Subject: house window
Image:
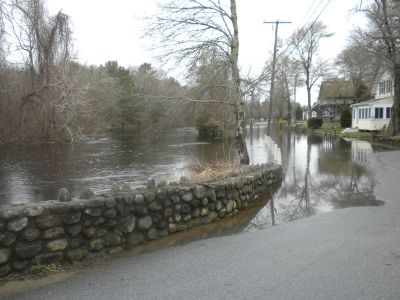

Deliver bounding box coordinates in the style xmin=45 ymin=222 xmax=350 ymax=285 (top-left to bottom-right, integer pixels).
xmin=375 ymin=107 xmax=384 ymax=119
xmin=379 ymin=80 xmax=393 ymax=95
xmin=386 ymin=80 xmax=393 ymax=94
xmin=358 ymin=108 xmax=370 ymax=119
xmin=386 ymin=107 xmax=392 ymax=119
xmin=379 ymin=82 xmax=385 ymax=94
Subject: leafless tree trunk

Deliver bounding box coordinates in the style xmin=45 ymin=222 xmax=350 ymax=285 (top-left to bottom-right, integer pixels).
xmin=0 ymin=0 xmax=88 ymax=143
xmin=291 ymin=21 xmax=332 ymax=118
xmin=147 ymin=0 xmax=249 ymax=164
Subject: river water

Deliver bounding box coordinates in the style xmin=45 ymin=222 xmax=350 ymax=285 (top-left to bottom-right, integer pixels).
xmin=0 ymin=124 xmax=382 ymax=229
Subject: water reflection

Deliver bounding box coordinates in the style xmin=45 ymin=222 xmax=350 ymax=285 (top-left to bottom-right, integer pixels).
xmin=246 ymin=129 xmax=380 ymax=232
xmin=0 ymin=123 xmax=381 ymax=232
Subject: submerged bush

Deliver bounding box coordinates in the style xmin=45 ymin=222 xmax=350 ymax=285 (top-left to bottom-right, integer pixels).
xmin=307 ymin=117 xmax=323 ymax=129
xmin=340 ymin=107 xmax=352 ymax=128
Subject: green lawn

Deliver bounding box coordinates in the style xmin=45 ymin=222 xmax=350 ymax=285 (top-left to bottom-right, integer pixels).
xmin=314 ymin=122 xmax=372 ymax=141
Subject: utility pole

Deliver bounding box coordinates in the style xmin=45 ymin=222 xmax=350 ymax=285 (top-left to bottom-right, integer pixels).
xmin=264 ymin=20 xmax=291 ymax=136
xmin=293 ymin=74 xmax=298 ymax=123
xmin=250 ymin=88 xmax=254 ymax=129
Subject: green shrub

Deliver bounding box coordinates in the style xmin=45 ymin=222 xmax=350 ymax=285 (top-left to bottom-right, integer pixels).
xmin=307 ymin=117 xmax=323 ymax=129
xmin=340 ymin=107 xmax=352 ymax=128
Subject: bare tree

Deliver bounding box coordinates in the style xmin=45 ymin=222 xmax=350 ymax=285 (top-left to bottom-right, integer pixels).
xmin=0 ymin=0 xmax=90 ymax=143
xmin=147 ymin=0 xmax=249 ymax=164
xmin=335 ymin=32 xmax=381 ymax=102
xmin=335 ymin=34 xmax=380 ymax=85
xmin=359 ymin=0 xmax=400 ymax=135
xmin=275 ymin=55 xmax=302 ymax=125
xmin=291 ymin=21 xmax=333 ymax=118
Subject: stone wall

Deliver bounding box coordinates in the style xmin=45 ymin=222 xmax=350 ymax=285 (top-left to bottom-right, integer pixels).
xmin=0 ymin=164 xmax=282 ymax=277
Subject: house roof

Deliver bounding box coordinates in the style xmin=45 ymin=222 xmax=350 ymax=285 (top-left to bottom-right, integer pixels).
xmin=351 ymin=96 xmax=393 ymax=107
xmin=318 ymin=81 xmax=355 ymax=100
xmin=318 ymin=80 xmax=374 ymax=99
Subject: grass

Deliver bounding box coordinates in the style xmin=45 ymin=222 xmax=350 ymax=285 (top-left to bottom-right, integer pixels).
xmin=185 ymin=158 xmax=261 ymax=184
xmin=31 ymin=263 xmax=61 ymax=273
xmin=313 ymin=121 xmax=372 ymax=141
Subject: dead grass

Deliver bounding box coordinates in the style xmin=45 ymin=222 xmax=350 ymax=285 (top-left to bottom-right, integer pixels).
xmin=185 ymin=157 xmax=259 ymax=183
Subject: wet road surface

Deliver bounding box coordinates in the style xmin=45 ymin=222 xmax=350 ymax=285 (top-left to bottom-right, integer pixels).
xmin=2 ymin=149 xmax=400 ymax=299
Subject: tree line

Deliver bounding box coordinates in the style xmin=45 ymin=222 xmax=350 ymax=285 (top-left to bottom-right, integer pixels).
xmin=1 ymin=0 xmax=399 ymax=164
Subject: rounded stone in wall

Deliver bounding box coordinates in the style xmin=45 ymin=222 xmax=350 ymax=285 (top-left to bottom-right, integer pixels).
xmin=43 ymin=227 xmax=65 ymax=239
xmin=168 ymin=223 xmax=177 ymax=233
xmin=127 ymin=232 xmax=144 ymax=246
xmin=144 ymin=191 xmax=156 ymax=202
xmin=103 ymin=209 xmax=117 ymax=219
xmin=134 ymin=194 xmax=145 ymax=205
xmin=0 ymin=232 xmax=16 ymax=247
xmin=0 ymin=249 xmax=10 ymax=264
xmin=148 ymin=201 xmax=162 ymax=211
xmin=15 ymin=242 xmax=42 ymax=259
xmin=7 ymin=217 xmax=28 ymax=232
xmin=62 ymin=212 xmax=81 ymax=225
xmin=22 ymin=228 xmax=40 ymax=242
xmin=67 ymin=224 xmax=82 ymax=237
xmin=90 ymin=239 xmax=105 ymax=252
xmin=182 ymin=193 xmax=193 ymax=202
xmin=147 ymin=228 xmax=158 ymax=240
xmin=84 ymin=208 xmax=102 ymax=217
xmin=24 ymin=206 xmax=44 ymax=217
xmin=119 ymin=215 xmax=136 ymax=233
xmin=104 ymin=233 xmax=121 ymax=247
xmin=69 ymin=237 xmax=84 ymax=249
xmin=67 ymin=249 xmax=89 ymax=261
xmin=207 ymin=189 xmax=217 ymax=202
xmin=137 ymin=216 xmax=152 ymax=230
xmin=0 ymin=264 xmax=11 ymax=277
xmin=134 ymin=206 xmax=148 ymax=216
xmin=192 ymin=208 xmax=200 ymax=218
xmin=47 ymin=239 xmax=68 ymax=251
xmin=59 ymin=188 xmax=71 ymax=202
xmin=193 ymin=185 xmax=206 ymax=199
xmin=200 ymin=208 xmax=209 ymax=217
xmin=83 ymin=227 xmax=96 ymax=238
xmin=36 ymin=214 xmax=62 ymax=229
xmin=13 ymin=260 xmax=28 ymax=271
xmin=164 ymin=207 xmax=173 ymax=218
xmin=170 ymin=195 xmax=180 ymax=204
xmin=182 ymin=214 xmax=191 ymax=222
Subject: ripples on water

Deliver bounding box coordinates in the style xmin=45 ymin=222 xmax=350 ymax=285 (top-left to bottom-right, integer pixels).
xmin=0 ymin=124 xmax=382 ymax=232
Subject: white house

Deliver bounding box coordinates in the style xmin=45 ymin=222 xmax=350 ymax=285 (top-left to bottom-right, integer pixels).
xmin=351 ymin=71 xmax=394 ymax=131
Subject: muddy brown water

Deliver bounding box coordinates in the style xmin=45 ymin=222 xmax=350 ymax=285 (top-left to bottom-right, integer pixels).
xmin=0 ymin=124 xmax=382 ymax=230
xmin=0 ymin=124 xmax=386 ymax=295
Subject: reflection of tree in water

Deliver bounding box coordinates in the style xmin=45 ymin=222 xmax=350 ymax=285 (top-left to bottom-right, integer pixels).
xmin=321 ymin=163 xmax=378 ymax=208
xmin=287 ymin=138 xmax=315 ymax=220
xmin=247 ymin=132 xmax=381 ymax=231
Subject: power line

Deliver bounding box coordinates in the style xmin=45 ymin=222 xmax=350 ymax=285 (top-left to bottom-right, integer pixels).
xmin=260 ymin=0 xmax=332 ymax=80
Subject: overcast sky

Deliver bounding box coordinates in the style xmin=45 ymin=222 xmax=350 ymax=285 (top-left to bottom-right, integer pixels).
xmin=47 ymin=0 xmax=366 ymax=105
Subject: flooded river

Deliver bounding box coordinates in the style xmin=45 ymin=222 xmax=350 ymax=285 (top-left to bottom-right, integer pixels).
xmin=0 ymin=124 xmax=382 ymax=230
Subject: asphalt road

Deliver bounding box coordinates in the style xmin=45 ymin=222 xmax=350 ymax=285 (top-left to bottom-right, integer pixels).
xmin=2 ymin=150 xmax=400 ymax=300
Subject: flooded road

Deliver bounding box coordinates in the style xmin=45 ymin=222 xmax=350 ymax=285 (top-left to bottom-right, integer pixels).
xmin=0 ymin=125 xmax=382 ymax=228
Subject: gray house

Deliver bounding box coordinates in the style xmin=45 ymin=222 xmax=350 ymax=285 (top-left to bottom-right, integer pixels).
xmin=312 ymin=81 xmax=357 ymax=120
